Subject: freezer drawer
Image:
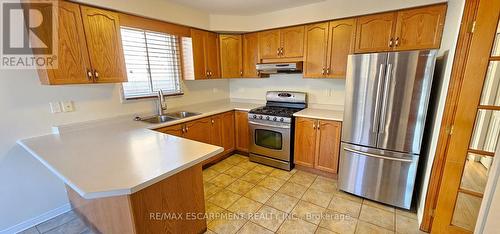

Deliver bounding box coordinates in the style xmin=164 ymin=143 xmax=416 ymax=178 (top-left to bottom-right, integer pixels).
xmin=338 ymin=143 xmax=419 ymax=209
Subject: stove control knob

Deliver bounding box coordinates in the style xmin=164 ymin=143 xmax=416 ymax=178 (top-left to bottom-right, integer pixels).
xmin=280 ymin=118 xmax=284 ymax=122
xmin=266 ymin=116 xmax=270 ymax=120
xmin=259 ymin=116 xmax=263 ymax=119
xmin=273 ymin=117 xmax=277 ymax=121
xmin=253 ymin=115 xmax=257 ymax=119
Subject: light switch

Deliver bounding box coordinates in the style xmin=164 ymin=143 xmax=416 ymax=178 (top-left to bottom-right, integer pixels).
xmin=49 ymin=102 xmax=62 ymax=113
xmin=61 ymin=101 xmax=74 ymax=112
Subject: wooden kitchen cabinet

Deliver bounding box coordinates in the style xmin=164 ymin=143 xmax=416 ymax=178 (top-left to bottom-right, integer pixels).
xmin=210 ymin=115 xmax=223 ymax=147
xmin=221 ymin=111 xmax=236 ymax=154
xmin=258 ymin=26 xmax=304 ymax=61
xmin=156 ymin=124 xmax=184 ymax=137
xmin=33 ymin=2 xmax=126 ymax=85
xmin=294 ymin=117 xmax=341 ymax=174
xmin=190 ymin=29 xmax=221 ymax=79
xmin=393 ymin=4 xmax=446 ymax=51
xmin=80 ymin=6 xmax=127 ymax=83
xmin=354 ymin=4 xmax=446 ymax=53
xmin=183 ymin=117 xmax=212 ymax=143
xmin=242 ymin=33 xmax=260 ymax=78
xmin=355 ymin=12 xmax=396 ymax=53
xmin=219 ymin=35 xmax=242 ymax=78
xmin=303 ymin=19 xmax=355 ymax=78
xmin=235 ymin=111 xmax=250 ymax=152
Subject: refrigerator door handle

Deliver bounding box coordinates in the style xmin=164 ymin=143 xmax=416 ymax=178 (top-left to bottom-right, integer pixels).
xmin=372 ymin=64 xmax=386 ymax=133
xmin=343 ymin=147 xmax=413 ymax=163
xmin=379 ymin=63 xmax=392 ymax=134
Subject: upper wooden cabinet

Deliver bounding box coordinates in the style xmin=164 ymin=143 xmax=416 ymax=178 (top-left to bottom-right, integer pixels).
xmin=80 ymin=6 xmax=127 ymax=83
xmin=294 ymin=117 xmax=341 ymax=174
xmin=355 ymin=12 xmax=396 ymax=53
xmin=355 ymin=4 xmax=446 ymax=53
xmin=259 ymin=26 xmax=304 ymax=61
xmin=242 ymin=33 xmax=260 ymax=78
xmin=303 ymin=19 xmax=355 ymax=78
xmin=34 ymin=2 xmax=126 ymax=85
xmin=393 ymin=4 xmax=447 ymax=51
xmin=219 ymin=35 xmax=242 ymax=78
xmin=190 ymin=29 xmax=221 ymax=79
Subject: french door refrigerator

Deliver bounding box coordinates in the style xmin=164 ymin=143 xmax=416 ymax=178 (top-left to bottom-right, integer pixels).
xmin=338 ymin=50 xmax=437 ymax=209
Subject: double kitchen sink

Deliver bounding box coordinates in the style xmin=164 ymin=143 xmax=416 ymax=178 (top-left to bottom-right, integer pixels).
xmin=137 ymin=111 xmax=201 ymax=124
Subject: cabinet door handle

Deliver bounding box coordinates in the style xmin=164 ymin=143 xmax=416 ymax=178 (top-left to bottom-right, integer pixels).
xmin=211 ymin=119 xmax=215 ymax=124
xmin=87 ymin=69 xmax=93 ymax=81
xmin=277 ymin=48 xmax=280 ymax=56
xmin=185 ymin=127 xmax=189 ymax=132
xmin=395 ymin=37 xmax=400 ymax=47
xmin=93 ymin=70 xmax=99 ymax=80
xmin=313 ymin=122 xmax=316 ymax=129
xmin=388 ymin=38 xmax=394 ymax=48
xmin=240 ymin=70 xmax=243 ymax=76
xmin=321 ymin=68 xmax=325 ymax=75
xmin=280 ymin=47 xmax=284 ymax=56
xmin=181 ymin=126 xmax=185 ymax=133
xmin=326 ymin=68 xmax=330 ymax=75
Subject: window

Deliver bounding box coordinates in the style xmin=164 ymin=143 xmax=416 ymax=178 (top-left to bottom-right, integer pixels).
xmin=120 ymin=27 xmax=182 ymax=99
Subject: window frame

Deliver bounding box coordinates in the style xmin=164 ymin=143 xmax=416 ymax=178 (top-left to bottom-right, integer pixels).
xmin=119 ymin=26 xmax=184 ymax=100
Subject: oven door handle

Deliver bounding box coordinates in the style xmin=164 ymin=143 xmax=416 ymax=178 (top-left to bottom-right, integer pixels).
xmin=249 ymin=121 xmax=291 ymax=129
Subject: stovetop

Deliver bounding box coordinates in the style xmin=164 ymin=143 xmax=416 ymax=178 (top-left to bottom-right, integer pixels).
xmin=249 ymin=106 xmax=304 ymax=117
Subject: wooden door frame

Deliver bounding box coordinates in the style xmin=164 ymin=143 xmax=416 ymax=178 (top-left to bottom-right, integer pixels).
xmin=420 ymin=0 xmax=500 ymax=232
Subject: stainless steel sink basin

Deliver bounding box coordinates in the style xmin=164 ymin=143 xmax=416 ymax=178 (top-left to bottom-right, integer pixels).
xmin=165 ymin=111 xmax=201 ymax=119
xmin=140 ymin=115 xmax=178 ymax=124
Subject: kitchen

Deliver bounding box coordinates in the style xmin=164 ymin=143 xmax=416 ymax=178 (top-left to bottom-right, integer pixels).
xmin=1 ymin=0 xmax=499 ymax=234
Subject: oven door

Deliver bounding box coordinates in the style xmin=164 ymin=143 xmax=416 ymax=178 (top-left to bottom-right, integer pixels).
xmin=249 ymin=120 xmax=291 ymax=161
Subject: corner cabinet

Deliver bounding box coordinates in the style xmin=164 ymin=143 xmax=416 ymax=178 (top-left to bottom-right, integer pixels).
xmin=354 ymin=4 xmax=446 ymax=53
xmin=34 ymin=2 xmax=126 ymax=85
xmin=294 ymin=117 xmax=341 ymax=174
xmin=219 ymin=35 xmax=242 ymax=78
xmin=190 ymin=29 xmax=221 ymax=79
xmin=303 ymin=19 xmax=355 ymax=78
xmin=259 ymin=26 xmax=304 ymax=61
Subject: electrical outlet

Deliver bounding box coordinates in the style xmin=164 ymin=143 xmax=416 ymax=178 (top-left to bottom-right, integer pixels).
xmin=49 ymin=102 xmax=62 ymax=113
xmin=61 ymin=101 xmax=74 ymax=112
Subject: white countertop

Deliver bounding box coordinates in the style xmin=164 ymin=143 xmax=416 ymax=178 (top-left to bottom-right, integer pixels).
xmin=18 ymin=101 xmax=260 ymax=199
xmin=294 ymin=108 xmax=344 ymax=121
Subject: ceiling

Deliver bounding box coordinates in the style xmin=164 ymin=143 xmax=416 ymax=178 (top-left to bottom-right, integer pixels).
xmin=168 ymin=0 xmax=326 ymax=15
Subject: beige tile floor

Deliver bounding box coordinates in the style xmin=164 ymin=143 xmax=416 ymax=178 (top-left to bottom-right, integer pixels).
xmin=204 ymin=154 xmax=425 ymax=234
xmin=18 ymin=154 xmax=424 ymax=234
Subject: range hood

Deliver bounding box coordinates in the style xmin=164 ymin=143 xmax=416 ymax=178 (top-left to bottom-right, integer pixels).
xmin=256 ymin=62 xmax=303 ymax=74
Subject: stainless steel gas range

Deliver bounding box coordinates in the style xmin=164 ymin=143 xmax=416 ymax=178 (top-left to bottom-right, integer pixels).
xmin=248 ymin=91 xmax=307 ymax=171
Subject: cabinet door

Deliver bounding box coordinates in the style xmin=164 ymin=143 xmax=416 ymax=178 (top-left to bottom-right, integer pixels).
xmin=219 ymin=35 xmax=242 ymax=78
xmin=210 ymin=115 xmax=223 ymax=147
xmin=221 ymin=112 xmax=236 ymax=154
xmin=242 ymin=33 xmax=260 ymax=78
xmin=294 ymin=118 xmax=317 ymax=168
xmin=326 ymin=19 xmax=355 ymax=78
xmin=355 ymin=12 xmax=396 ymax=53
xmin=235 ymin=111 xmax=249 ymax=152
xmin=315 ymin=120 xmax=341 ymax=173
xmin=303 ymin=22 xmax=329 ymax=78
xmin=393 ymin=4 xmax=446 ymax=51
xmin=205 ymin=32 xmax=220 ymax=78
xmin=184 ymin=118 xmax=212 ymax=144
xmin=280 ymin=26 xmax=305 ymax=58
xmin=190 ymin=29 xmax=207 ymax=79
xmin=32 ymin=1 xmax=91 ymax=85
xmin=259 ymin=29 xmax=281 ymax=59
xmin=80 ymin=6 xmax=126 ymax=83
xmin=156 ymin=124 xmax=184 ymax=137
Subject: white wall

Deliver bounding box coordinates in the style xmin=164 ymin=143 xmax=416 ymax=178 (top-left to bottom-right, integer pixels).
xmin=416 ymin=0 xmax=466 ymax=225
xmin=209 ymin=0 xmax=446 ymax=31
xmin=230 ymin=74 xmax=345 ymax=110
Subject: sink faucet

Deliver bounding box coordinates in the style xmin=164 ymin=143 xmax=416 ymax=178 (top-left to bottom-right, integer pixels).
xmin=157 ymin=90 xmax=167 ymax=115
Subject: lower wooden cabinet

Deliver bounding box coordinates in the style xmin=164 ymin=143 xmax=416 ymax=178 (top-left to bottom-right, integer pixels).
xmin=221 ymin=112 xmax=236 ymax=154
xmin=235 ymin=111 xmax=250 ymax=152
xmin=184 ymin=117 xmax=212 ymax=143
xmin=294 ymin=117 xmax=341 ymax=174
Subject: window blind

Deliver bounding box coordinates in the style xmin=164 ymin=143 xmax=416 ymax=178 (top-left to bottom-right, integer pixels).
xmin=120 ymin=27 xmax=182 ymax=99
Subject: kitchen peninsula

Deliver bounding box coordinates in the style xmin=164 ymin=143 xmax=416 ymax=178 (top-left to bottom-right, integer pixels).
xmin=17 ymin=101 xmax=261 ymax=234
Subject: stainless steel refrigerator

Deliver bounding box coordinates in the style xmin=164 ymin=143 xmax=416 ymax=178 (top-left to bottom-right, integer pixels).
xmin=338 ymin=50 xmax=437 ymax=209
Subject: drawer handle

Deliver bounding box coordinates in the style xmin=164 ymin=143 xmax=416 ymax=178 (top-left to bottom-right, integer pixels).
xmin=343 ymin=147 xmax=413 ymax=163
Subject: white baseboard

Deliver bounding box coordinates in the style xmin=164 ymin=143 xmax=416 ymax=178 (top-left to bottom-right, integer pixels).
xmin=0 ymin=203 xmax=71 ymax=234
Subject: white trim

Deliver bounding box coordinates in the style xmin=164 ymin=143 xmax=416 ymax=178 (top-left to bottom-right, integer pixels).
xmin=0 ymin=203 xmax=71 ymax=234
